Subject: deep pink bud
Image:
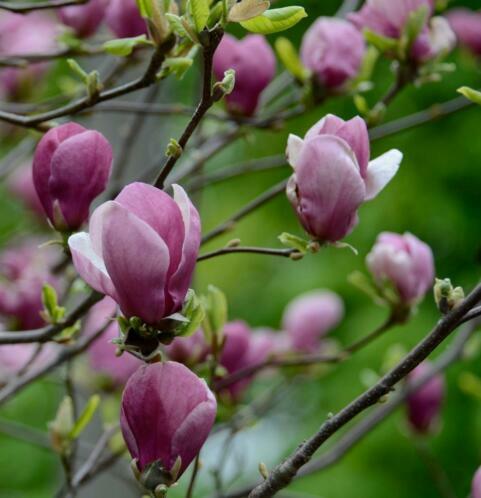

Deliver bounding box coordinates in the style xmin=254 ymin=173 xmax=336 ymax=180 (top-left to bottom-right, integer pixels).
xmin=0 ymin=12 xmax=59 ymax=98
xmin=348 ymin=0 xmax=454 ymax=62
xmin=301 ymin=17 xmax=365 ymax=88
xmin=69 ymin=182 xmax=201 ymax=326
xmin=219 ymin=321 xmax=277 ymax=398
xmin=282 ymin=290 xmax=344 ymax=353
xmin=85 ymin=297 xmax=141 ymax=386
xmin=447 ymin=9 xmax=481 ymax=56
xmin=105 ymin=0 xmax=147 ymax=38
xmin=472 ymin=467 xmax=481 ymax=498
xmin=213 ymin=34 xmax=276 ymax=116
xmin=406 ymin=362 xmax=444 ymax=434
xmin=0 ymin=240 xmax=60 ymax=329
xmin=58 ymin=0 xmax=107 ymax=38
xmin=7 ymin=162 xmax=45 ymax=220
xmin=33 ymin=123 xmax=113 ymax=231
xmin=165 ymin=329 xmax=209 ymax=365
xmin=286 ymin=114 xmax=402 ymax=242
xmin=367 ymin=232 xmax=434 ymax=305
xmin=120 ymin=362 xmax=216 ymax=481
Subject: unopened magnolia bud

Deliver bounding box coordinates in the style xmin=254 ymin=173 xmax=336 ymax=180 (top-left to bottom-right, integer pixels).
xmin=434 ymin=278 xmax=464 ymax=314
xmin=166 ymin=138 xmax=182 ymax=158
xmin=120 ymin=362 xmax=216 ymax=487
xmin=33 ymin=123 xmax=113 ymax=231
xmin=258 ymin=462 xmax=269 ymax=479
xmin=58 ymin=0 xmax=107 ymax=38
xmin=447 ymin=9 xmax=481 ymax=56
xmin=301 ymin=17 xmax=365 ymax=89
xmin=213 ymin=34 xmax=275 ymax=116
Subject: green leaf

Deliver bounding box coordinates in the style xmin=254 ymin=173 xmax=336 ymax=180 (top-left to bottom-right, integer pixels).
xmin=202 ymin=285 xmax=228 ymax=344
xmin=166 ymin=13 xmax=190 ymax=37
xmin=348 ymin=271 xmax=385 ymax=305
xmin=458 ymin=86 xmax=481 ymax=105
xmin=240 ymin=6 xmax=307 ymax=34
xmin=67 ymin=58 xmax=88 ymax=81
xmin=278 ymin=232 xmax=309 ymax=254
xmin=163 ymin=56 xmax=193 ymax=79
xmin=228 ymin=0 xmax=270 ymax=22
xmin=399 ymin=4 xmax=429 ymax=58
xmin=41 ymin=284 xmax=65 ymax=324
xmin=69 ymin=395 xmax=100 ymax=439
xmin=275 ymin=37 xmax=309 ymax=81
xmin=103 ymin=35 xmax=152 ymax=57
xmin=190 ymin=0 xmax=210 ymax=32
xmin=363 ymin=29 xmax=398 ymax=53
xmin=176 ymin=289 xmax=205 ymax=337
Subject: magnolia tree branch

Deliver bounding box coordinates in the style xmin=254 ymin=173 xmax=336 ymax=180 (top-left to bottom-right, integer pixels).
xmin=201 ymin=179 xmax=288 ymax=244
xmin=0 ymin=291 xmax=102 ymax=345
xmin=0 ymin=40 xmax=172 ymax=129
xmin=0 ymin=0 xmax=87 ymax=13
xmin=0 ymin=316 xmax=113 ymax=406
xmin=225 ymin=319 xmax=479 ymax=498
xmin=246 ymin=284 xmax=481 ymax=498
xmin=197 ymin=246 xmax=299 ymax=262
xmin=153 ymin=28 xmax=224 ymax=189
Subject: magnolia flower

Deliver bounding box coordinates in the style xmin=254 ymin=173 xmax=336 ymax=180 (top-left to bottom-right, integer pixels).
xmin=0 ymin=12 xmax=59 ymax=98
xmin=286 ymin=114 xmax=402 ymax=242
xmin=446 ymin=8 xmax=481 ymax=56
xmin=33 ymin=123 xmax=113 ymax=231
xmin=367 ymin=232 xmax=434 ymax=305
xmin=68 ymin=182 xmax=201 ymax=327
xmin=406 ymin=362 xmax=444 ymax=434
xmin=121 ymin=362 xmax=217 ymax=484
xmin=472 ymin=467 xmax=481 ymax=498
xmin=282 ymin=290 xmax=344 ymax=353
xmin=348 ymin=0 xmax=455 ymax=62
xmin=0 ymin=240 xmax=59 ymax=329
xmin=164 ymin=329 xmax=209 ymax=366
xmin=213 ymin=34 xmax=276 ymax=116
xmin=105 ymin=0 xmax=147 ymax=38
xmin=301 ymin=17 xmax=365 ymax=88
xmin=58 ymin=0 xmax=107 ymax=38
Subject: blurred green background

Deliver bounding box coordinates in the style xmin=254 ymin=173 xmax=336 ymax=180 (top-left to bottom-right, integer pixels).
xmin=1 ymin=0 xmax=481 ymax=496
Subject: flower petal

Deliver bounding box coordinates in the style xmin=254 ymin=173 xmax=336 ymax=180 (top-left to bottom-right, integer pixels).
xmin=101 ymin=202 xmax=170 ymax=324
xmin=364 ymin=149 xmax=402 ymax=200
xmin=166 ymin=185 xmax=201 ymax=313
xmin=286 ymin=134 xmax=304 ymax=169
xmin=68 ymin=232 xmax=118 ymax=299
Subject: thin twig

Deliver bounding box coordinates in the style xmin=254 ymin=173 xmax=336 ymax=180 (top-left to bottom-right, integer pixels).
xmin=153 ymin=28 xmax=224 ymax=189
xmin=0 ymin=0 xmax=87 ymax=13
xmin=201 ymin=179 xmax=288 ymax=245
xmin=0 ymin=291 xmax=102 ymax=345
xmin=247 ymin=285 xmax=481 ymax=498
xmin=198 ymin=246 xmax=298 ymax=262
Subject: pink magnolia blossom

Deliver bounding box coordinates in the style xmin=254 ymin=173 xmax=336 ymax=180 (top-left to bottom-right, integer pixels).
xmin=406 ymin=362 xmax=444 ymax=434
xmin=348 ymin=0 xmax=455 ymax=62
xmin=85 ymin=297 xmax=141 ymax=386
xmin=68 ymin=182 xmax=201 ymax=327
xmin=58 ymin=0 xmax=107 ymax=38
xmin=213 ymin=34 xmax=276 ymax=116
xmin=472 ymin=467 xmax=481 ymax=498
xmin=105 ymin=0 xmax=147 ymax=38
xmin=301 ymin=17 xmax=365 ymax=88
xmin=286 ymin=114 xmax=402 ymax=242
xmin=121 ymin=361 xmax=217 ymax=481
xmin=367 ymin=232 xmax=434 ymax=305
xmin=282 ymin=290 xmax=344 ymax=353
xmin=164 ymin=329 xmax=209 ymax=365
xmin=447 ymin=8 xmax=481 ymax=56
xmin=33 ymin=123 xmax=113 ymax=231
xmin=0 ymin=240 xmax=59 ymax=329
xmin=0 ymin=12 xmax=59 ymax=98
